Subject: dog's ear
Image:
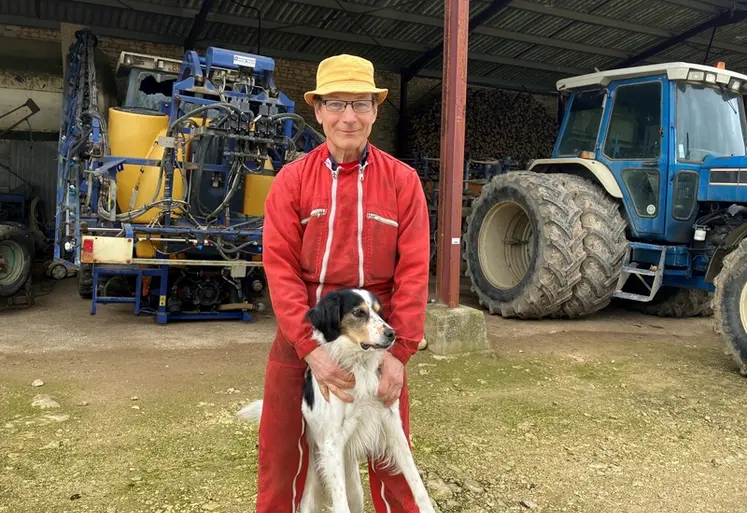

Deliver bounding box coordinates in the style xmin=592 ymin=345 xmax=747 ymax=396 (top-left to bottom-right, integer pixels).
xmin=306 ymin=292 xmax=341 ymax=342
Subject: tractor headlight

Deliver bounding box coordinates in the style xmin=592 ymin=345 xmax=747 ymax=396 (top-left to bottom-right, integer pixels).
xmin=705 ymin=73 xmax=717 ymax=84
xmin=688 ymin=70 xmax=705 ymax=81
xmin=730 ymin=79 xmax=741 ymax=91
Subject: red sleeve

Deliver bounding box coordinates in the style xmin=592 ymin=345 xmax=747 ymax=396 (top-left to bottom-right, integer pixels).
xmin=388 ymin=169 xmax=431 ymax=366
xmin=262 ymin=166 xmax=319 ymax=360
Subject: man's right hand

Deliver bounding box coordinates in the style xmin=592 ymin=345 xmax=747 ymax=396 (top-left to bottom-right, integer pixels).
xmin=304 ymin=346 xmax=356 ymax=403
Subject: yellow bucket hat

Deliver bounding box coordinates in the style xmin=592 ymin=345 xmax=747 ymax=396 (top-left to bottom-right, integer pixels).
xmin=304 ymin=54 xmax=388 ymax=106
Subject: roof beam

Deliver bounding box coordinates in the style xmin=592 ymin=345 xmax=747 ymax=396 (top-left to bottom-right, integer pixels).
xmin=659 ymin=0 xmax=721 ymax=12
xmin=617 ymin=8 xmax=747 ymax=67
xmin=403 ymin=0 xmax=511 ymax=81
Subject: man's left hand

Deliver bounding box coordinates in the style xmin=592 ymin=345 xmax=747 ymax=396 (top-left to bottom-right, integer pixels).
xmin=377 ymin=351 xmax=404 ymax=408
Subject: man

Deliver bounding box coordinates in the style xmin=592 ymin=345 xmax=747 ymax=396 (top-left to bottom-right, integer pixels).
xmin=257 ymin=54 xmax=431 ymax=512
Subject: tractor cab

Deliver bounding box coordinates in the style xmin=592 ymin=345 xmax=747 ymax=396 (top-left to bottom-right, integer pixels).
xmin=541 ymin=62 xmax=747 ymax=245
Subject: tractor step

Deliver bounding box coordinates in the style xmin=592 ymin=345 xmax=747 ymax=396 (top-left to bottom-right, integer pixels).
xmin=621 ymin=264 xmax=659 ymax=277
xmin=613 ymin=243 xmax=667 ymax=303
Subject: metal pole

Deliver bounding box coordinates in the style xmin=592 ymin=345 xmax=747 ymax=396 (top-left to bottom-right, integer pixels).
xmin=436 ymin=0 xmax=469 ymax=308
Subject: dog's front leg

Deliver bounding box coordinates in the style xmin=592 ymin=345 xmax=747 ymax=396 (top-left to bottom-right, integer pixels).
xmin=382 ymin=407 xmax=436 ymax=513
xmin=299 ymin=447 xmax=324 ymax=513
xmin=345 ymin=451 xmax=364 ymax=513
xmin=319 ymin=435 xmax=350 ymax=513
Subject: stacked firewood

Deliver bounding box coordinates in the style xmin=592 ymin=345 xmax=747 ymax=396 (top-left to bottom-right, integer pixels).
xmin=407 ymin=88 xmax=559 ymax=165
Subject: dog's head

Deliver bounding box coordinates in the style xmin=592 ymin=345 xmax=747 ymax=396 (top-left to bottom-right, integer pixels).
xmin=306 ymin=288 xmax=396 ymax=351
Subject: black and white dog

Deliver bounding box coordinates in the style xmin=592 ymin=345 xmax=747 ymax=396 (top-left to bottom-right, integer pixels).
xmin=237 ymin=288 xmax=435 ymax=513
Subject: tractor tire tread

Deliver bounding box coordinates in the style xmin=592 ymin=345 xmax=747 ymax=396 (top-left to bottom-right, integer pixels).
xmin=463 ymin=171 xmax=585 ymax=319
xmin=78 ymin=263 xmax=93 ymax=299
xmin=554 ymin=174 xmax=628 ymax=318
xmin=0 ymin=223 xmax=34 ymax=297
xmin=713 ymin=238 xmax=747 ymax=375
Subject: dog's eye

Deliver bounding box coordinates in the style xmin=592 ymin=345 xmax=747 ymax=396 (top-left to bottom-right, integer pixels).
xmin=353 ymin=309 xmax=367 ymax=318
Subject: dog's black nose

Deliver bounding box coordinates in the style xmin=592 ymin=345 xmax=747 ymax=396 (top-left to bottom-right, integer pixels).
xmin=384 ymin=327 xmax=395 ymax=341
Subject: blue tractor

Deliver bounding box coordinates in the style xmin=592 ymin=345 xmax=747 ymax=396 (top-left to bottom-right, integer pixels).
xmin=464 ymin=61 xmax=747 ymax=375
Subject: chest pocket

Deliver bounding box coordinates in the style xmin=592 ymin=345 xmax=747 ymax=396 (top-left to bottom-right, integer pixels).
xmin=300 ymin=206 xmax=327 ymax=276
xmin=364 ymin=205 xmax=399 ymax=282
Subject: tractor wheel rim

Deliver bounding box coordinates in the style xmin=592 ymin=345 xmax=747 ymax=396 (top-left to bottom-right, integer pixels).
xmin=0 ymin=240 xmax=24 ymax=287
xmin=740 ymin=280 xmax=747 ymax=334
xmin=478 ymin=200 xmax=534 ymax=290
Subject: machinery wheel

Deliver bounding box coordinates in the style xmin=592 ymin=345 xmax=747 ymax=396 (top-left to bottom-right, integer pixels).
xmin=78 ymin=263 xmax=93 ymax=299
xmin=555 ymin=174 xmax=628 ymax=318
xmin=627 ymin=286 xmax=713 ymax=317
xmin=0 ymin=223 xmax=34 ymax=297
xmin=463 ymin=171 xmax=585 ymax=319
xmin=713 ymin=238 xmax=747 ymax=375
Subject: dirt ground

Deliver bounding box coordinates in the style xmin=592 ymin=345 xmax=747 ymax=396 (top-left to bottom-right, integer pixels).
xmin=1 ymin=278 xmax=747 ymax=513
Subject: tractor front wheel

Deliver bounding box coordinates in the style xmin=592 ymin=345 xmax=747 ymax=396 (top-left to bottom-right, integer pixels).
xmin=713 ymin=238 xmax=747 ymax=375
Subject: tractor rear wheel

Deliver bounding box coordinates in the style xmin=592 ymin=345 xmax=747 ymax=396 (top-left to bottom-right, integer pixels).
xmin=555 ymin=174 xmax=628 ymax=318
xmin=713 ymin=238 xmax=747 ymax=375
xmin=627 ymin=286 xmax=713 ymax=317
xmin=463 ymin=172 xmax=585 ymax=318
xmin=0 ymin=223 xmax=34 ymax=297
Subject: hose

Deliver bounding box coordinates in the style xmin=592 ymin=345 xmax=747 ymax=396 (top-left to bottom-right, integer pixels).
xmin=204 ymin=159 xmax=244 ymax=222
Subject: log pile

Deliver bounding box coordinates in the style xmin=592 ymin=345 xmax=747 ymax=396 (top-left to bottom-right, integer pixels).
xmin=407 ymin=88 xmax=559 ymax=165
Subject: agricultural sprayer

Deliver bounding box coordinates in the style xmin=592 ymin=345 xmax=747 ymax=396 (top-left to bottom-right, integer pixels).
xmin=54 ymin=28 xmax=316 ymax=323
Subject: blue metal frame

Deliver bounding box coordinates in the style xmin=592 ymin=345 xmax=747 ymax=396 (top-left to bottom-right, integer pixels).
xmin=54 ymin=31 xmax=297 ymax=322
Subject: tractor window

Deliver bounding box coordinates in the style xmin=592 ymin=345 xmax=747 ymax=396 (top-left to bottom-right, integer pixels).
xmin=622 ymin=168 xmax=660 ymax=218
xmin=556 ymin=90 xmax=605 ymax=156
xmin=603 ymin=82 xmax=662 ymax=160
xmin=675 ymin=82 xmax=747 ymax=162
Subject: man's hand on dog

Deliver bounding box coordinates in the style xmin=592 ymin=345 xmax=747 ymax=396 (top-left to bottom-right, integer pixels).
xmin=305 ymin=347 xmax=356 ymax=403
xmin=377 ymin=352 xmax=404 ymax=408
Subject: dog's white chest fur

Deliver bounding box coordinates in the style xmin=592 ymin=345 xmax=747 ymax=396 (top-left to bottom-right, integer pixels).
xmin=303 ymin=356 xmax=395 ymax=464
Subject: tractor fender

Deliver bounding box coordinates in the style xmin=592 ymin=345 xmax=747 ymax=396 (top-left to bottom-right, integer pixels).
xmin=705 ymin=221 xmax=747 ymax=283
xmin=528 ymin=158 xmax=623 ymax=199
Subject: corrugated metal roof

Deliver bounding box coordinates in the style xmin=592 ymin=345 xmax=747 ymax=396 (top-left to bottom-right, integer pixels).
xmin=4 ymin=0 xmax=747 ymax=93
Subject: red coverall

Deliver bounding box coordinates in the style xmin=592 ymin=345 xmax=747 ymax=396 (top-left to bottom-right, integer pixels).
xmin=256 ymin=142 xmax=431 ymax=512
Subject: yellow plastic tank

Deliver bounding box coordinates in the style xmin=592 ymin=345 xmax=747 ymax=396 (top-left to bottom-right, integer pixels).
xmin=108 ymin=107 xmax=185 ymax=224
xmin=242 ymin=158 xmax=275 ymax=216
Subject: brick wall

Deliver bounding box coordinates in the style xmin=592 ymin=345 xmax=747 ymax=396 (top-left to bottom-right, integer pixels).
xmin=1 ymin=23 xmax=557 ymax=156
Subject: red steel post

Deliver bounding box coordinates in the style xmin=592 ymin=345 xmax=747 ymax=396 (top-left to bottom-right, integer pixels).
xmin=436 ymin=0 xmax=469 ymax=308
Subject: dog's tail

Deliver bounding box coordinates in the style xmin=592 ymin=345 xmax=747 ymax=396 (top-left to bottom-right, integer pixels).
xmin=235 ymin=400 xmax=264 ymax=423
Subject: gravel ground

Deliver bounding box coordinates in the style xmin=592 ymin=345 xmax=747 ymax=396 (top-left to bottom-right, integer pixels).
xmin=1 ymin=278 xmax=746 ymax=513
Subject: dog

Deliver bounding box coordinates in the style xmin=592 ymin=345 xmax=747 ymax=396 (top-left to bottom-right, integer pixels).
xmin=236 ymin=288 xmax=435 ymax=513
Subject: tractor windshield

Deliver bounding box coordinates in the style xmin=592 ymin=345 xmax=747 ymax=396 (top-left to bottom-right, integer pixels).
xmin=675 ymin=82 xmax=747 ymax=162
xmin=556 ymin=89 xmax=605 ymax=156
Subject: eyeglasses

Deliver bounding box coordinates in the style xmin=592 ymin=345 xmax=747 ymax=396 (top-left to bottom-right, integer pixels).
xmin=321 ymin=99 xmax=375 ymax=113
